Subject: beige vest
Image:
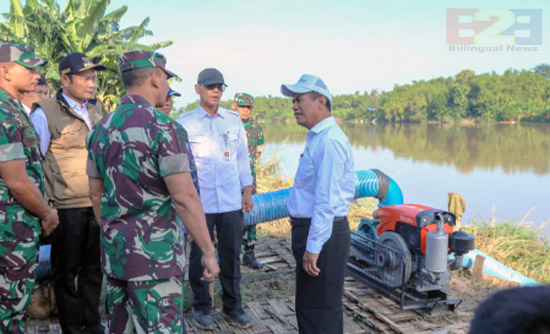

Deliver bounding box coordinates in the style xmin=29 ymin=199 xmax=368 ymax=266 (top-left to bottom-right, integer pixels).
xmin=33 ymin=93 xmax=103 ymax=209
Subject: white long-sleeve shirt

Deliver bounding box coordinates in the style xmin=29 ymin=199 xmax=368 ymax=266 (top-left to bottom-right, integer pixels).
xmin=178 ymin=105 xmax=253 ymax=214
xmin=288 ymin=116 xmax=355 ymax=254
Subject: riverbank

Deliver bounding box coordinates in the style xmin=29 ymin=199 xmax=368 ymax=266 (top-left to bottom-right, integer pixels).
xmin=255 ymin=155 xmax=550 ymax=284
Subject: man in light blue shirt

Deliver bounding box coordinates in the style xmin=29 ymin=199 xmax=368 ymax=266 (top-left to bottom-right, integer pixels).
xmin=281 ymin=74 xmax=355 ymax=334
xmin=178 ymin=68 xmax=255 ymax=329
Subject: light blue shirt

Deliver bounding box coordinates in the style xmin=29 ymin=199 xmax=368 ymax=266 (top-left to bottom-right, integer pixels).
xmin=178 ymin=105 xmax=253 ymax=214
xmin=30 ymin=93 xmax=91 ymax=156
xmin=288 ymin=116 xmax=355 ymax=254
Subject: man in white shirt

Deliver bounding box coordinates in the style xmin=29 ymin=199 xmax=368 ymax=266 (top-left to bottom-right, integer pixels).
xmin=281 ymin=74 xmax=355 ymax=334
xmin=30 ymin=53 xmax=105 ymax=334
xmin=20 ymin=78 xmax=47 ymax=115
xmin=178 ymin=68 xmax=255 ymax=329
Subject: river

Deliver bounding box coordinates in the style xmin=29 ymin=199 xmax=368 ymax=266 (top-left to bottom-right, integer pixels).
xmin=260 ymin=121 xmax=550 ymax=237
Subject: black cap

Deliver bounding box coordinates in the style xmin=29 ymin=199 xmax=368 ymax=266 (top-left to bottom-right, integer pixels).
xmin=197 ymin=68 xmax=227 ymax=86
xmin=59 ymin=52 xmax=106 ymax=75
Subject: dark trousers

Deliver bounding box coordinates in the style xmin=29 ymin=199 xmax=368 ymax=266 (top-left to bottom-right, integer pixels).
xmin=291 ymin=216 xmax=350 ymax=334
xmin=51 ymin=207 xmax=103 ymax=334
xmin=189 ymin=210 xmax=243 ymax=314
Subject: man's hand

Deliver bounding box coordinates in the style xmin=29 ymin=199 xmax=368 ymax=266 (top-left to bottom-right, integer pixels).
xmin=302 ymin=250 xmax=321 ymax=277
xmin=200 ymin=252 xmax=220 ymax=282
xmin=41 ymin=209 xmax=59 ymax=236
xmin=242 ymin=186 xmax=254 ymax=213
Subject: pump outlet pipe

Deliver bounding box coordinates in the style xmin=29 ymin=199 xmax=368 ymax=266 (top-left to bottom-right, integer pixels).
xmin=243 ymin=169 xmax=403 ymax=226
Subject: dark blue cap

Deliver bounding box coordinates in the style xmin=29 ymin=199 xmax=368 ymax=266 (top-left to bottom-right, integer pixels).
xmin=197 ymin=68 xmax=227 ymax=86
xmin=59 ymin=52 xmax=106 ymax=75
xmin=167 ymin=87 xmax=181 ymax=97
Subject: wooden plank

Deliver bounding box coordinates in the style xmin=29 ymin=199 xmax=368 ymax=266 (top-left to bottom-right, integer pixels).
xmin=473 ymin=255 xmax=486 ymax=281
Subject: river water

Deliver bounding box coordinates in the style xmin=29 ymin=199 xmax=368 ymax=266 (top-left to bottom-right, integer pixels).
xmin=261 ymin=121 xmax=550 ymax=237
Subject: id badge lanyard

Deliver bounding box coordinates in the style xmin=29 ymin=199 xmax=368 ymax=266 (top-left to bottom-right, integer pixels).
xmin=223 ymin=131 xmax=231 ymax=161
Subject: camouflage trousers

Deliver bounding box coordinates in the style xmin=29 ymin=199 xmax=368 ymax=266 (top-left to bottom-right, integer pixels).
xmin=0 ymin=232 xmax=39 ymax=334
xmin=106 ymin=275 xmax=185 ymax=334
xmin=242 ymin=181 xmax=257 ymax=248
xmin=242 ymin=224 xmax=258 ymax=248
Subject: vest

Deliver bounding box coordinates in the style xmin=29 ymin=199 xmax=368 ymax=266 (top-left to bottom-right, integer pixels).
xmin=32 ymin=89 xmax=103 ymax=209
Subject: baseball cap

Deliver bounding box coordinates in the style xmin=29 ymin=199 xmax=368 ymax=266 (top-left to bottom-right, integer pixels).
xmin=167 ymin=87 xmax=181 ymax=97
xmin=59 ymin=52 xmax=105 ymax=75
xmin=0 ymin=42 xmax=48 ymax=68
xmin=234 ymin=92 xmax=254 ymax=107
xmin=119 ymin=51 xmax=177 ymax=79
xmin=197 ymin=68 xmax=227 ymax=86
xmin=281 ymin=74 xmax=332 ymax=103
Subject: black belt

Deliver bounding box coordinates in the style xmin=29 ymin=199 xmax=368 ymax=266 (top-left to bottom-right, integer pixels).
xmin=289 ymin=216 xmax=346 ymax=222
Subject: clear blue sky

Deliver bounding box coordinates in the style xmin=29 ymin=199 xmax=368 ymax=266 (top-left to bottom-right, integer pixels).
xmin=2 ymin=0 xmax=549 ymax=108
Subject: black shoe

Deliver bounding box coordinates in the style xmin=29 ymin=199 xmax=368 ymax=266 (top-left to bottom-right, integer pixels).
xmin=242 ymin=249 xmax=263 ymax=269
xmin=192 ymin=308 xmax=214 ymax=329
xmin=223 ymin=309 xmax=253 ymax=328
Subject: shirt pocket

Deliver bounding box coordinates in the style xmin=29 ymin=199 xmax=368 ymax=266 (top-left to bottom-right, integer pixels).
xmin=220 ymin=127 xmax=239 ymax=160
xmin=188 ymin=136 xmax=211 ymax=159
xmin=294 ymin=151 xmax=315 ymax=188
xmin=54 ymin=121 xmax=86 ymax=150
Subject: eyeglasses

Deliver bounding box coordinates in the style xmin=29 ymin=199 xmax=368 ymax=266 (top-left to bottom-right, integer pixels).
xmin=203 ymin=83 xmax=225 ymax=91
xmin=35 ymin=88 xmax=48 ymax=98
xmin=69 ymin=73 xmax=97 ymax=82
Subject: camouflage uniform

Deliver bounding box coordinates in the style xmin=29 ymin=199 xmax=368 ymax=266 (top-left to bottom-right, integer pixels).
xmin=86 ymin=51 xmax=189 ymax=334
xmin=0 ymin=42 xmax=47 ymax=334
xmin=242 ymin=117 xmax=264 ymax=247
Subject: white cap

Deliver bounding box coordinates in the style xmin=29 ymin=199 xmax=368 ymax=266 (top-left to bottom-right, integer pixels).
xmin=280 ymin=74 xmax=332 ymax=103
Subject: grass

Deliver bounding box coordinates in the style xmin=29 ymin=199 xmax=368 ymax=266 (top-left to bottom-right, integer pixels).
xmin=462 ymin=219 xmax=550 ymax=283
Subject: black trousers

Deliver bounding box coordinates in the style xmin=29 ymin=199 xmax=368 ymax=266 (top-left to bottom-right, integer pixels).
xmin=51 ymin=207 xmax=103 ymax=334
xmin=291 ymin=216 xmax=350 ymax=334
xmin=189 ymin=210 xmax=243 ymax=314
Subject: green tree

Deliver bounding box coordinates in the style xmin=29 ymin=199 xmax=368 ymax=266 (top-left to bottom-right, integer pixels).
xmin=448 ymin=70 xmax=475 ymax=119
xmin=533 ymin=64 xmax=550 ymax=79
xmin=1 ymin=0 xmax=172 ymax=111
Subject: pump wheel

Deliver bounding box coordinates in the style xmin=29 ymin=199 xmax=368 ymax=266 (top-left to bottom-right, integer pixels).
xmin=377 ymin=232 xmax=413 ymax=288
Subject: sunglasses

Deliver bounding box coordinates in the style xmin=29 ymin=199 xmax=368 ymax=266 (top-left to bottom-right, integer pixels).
xmin=203 ymin=83 xmax=225 ymax=91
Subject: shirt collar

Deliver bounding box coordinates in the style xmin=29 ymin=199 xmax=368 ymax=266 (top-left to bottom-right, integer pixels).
xmin=308 ymin=116 xmax=335 ymax=136
xmin=120 ymin=94 xmax=153 ymax=107
xmin=197 ymin=103 xmax=225 ymax=120
xmin=62 ymin=93 xmax=88 ymax=111
xmin=22 ymin=103 xmax=32 ymax=115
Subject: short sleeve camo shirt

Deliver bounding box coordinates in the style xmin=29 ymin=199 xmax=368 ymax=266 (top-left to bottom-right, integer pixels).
xmin=0 ymin=88 xmax=44 ymax=237
xmin=86 ymin=94 xmax=192 ymax=281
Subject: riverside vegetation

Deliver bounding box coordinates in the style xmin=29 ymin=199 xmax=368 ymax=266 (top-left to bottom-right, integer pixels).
xmin=175 ymin=65 xmax=550 ymax=123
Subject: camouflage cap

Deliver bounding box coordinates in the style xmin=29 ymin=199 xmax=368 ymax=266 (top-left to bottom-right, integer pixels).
xmin=0 ymin=42 xmax=48 ymax=68
xmin=119 ymin=50 xmax=177 ymax=79
xmin=234 ymin=92 xmax=254 ymax=107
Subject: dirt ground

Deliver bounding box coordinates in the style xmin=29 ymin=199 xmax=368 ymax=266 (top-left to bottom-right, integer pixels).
xmin=25 ymin=237 xmax=509 ymax=334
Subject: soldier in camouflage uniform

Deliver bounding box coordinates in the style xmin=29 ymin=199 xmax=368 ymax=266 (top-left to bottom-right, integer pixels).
xmin=231 ymin=93 xmax=264 ymax=269
xmin=86 ymin=51 xmax=219 ymax=334
xmin=0 ymin=42 xmax=59 ymax=334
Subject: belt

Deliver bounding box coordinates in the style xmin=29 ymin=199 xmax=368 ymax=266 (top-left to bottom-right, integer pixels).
xmin=289 ymin=216 xmax=347 ymax=222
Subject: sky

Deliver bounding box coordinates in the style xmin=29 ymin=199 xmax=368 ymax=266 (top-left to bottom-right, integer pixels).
xmin=2 ymin=0 xmax=549 ymax=108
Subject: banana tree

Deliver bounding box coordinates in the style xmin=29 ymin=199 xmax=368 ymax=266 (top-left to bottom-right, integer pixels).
xmin=0 ymin=0 xmax=172 ymax=112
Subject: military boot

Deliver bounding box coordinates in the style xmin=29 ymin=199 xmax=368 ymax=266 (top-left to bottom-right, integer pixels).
xmin=242 ymin=245 xmax=262 ymax=269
